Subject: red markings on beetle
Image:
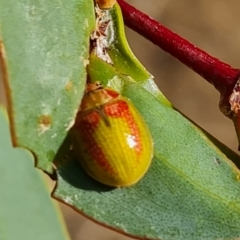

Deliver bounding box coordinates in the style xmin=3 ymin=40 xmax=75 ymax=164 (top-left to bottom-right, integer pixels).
xmin=73 ymin=83 xmax=153 ymax=186
xmin=104 ymin=89 xmax=119 ymax=99
xmin=76 ymin=111 xmax=115 ymax=175
xmin=105 ymin=100 xmax=143 ymax=156
xmin=80 ymin=111 xmax=100 ymax=129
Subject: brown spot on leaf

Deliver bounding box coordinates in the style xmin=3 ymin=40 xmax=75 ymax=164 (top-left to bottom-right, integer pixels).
xmin=38 ymin=115 xmax=52 ymax=134
xmin=39 ymin=115 xmax=51 ymax=125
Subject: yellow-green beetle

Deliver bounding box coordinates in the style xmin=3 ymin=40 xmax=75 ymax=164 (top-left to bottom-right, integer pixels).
xmin=73 ymin=82 xmax=153 ymax=187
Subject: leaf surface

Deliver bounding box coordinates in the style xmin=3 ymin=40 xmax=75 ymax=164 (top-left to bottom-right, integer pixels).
xmin=0 ymin=107 xmax=69 ymax=240
xmin=53 ymin=5 xmax=240 ymax=240
xmin=0 ymin=0 xmax=95 ymax=172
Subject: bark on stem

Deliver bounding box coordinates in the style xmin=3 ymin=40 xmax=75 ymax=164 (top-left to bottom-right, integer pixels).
xmin=117 ymin=0 xmax=240 ymax=98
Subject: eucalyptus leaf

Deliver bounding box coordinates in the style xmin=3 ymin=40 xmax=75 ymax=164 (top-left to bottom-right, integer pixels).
xmin=0 ymin=0 xmax=95 ymax=172
xmin=0 ymin=107 xmax=69 ymax=240
xmin=53 ymin=80 xmax=240 ymax=240
xmin=2 ymin=0 xmax=240 ymax=239
xmin=52 ymin=3 xmax=240 ymax=240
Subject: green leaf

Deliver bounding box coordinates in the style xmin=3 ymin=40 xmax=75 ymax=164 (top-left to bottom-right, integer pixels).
xmin=54 ymin=80 xmax=240 ymax=240
xmin=0 ymin=106 xmax=69 ymax=240
xmin=53 ymin=4 xmax=240 ymax=240
xmin=0 ymin=0 xmax=95 ymax=172
xmin=87 ymin=4 xmax=172 ymax=106
xmin=104 ymin=4 xmax=150 ymax=82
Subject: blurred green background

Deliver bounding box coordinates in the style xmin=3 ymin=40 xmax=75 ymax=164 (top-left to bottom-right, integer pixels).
xmin=0 ymin=0 xmax=239 ymax=239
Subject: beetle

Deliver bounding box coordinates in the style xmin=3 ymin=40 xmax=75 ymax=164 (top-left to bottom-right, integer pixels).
xmin=72 ymin=82 xmax=153 ymax=187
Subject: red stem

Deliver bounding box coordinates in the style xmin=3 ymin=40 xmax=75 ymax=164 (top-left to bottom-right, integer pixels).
xmin=117 ymin=0 xmax=240 ymax=95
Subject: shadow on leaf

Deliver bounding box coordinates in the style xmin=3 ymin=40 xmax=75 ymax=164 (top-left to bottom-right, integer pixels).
xmin=53 ymin=130 xmax=114 ymax=192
